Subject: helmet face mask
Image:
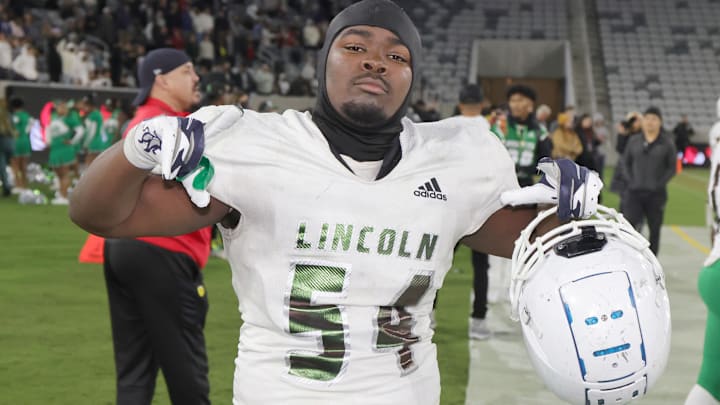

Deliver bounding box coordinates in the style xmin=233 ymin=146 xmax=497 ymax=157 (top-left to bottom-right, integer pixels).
xmin=510 ymin=206 xmax=671 ymax=405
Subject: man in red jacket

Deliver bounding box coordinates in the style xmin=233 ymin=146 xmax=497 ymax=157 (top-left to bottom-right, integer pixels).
xmin=103 ymin=48 xmax=211 ymax=405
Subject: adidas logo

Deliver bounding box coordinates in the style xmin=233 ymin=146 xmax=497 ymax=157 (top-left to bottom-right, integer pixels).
xmin=414 ymin=177 xmax=448 ymax=201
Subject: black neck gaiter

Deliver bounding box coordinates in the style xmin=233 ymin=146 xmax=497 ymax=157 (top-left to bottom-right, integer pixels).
xmin=312 ymin=0 xmax=421 ymax=175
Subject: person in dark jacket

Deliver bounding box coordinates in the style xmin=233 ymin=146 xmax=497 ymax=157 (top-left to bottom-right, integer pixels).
xmin=673 ymin=114 xmax=694 ymax=157
xmin=610 ymin=111 xmax=643 ymax=212
xmin=620 ymin=106 xmax=676 ymax=254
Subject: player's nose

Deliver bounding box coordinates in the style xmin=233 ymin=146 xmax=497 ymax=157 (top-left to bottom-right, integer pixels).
xmin=362 ymin=59 xmax=387 ymax=74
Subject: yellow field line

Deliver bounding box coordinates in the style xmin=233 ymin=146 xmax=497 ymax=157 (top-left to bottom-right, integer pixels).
xmin=670 ymin=225 xmax=710 ymax=255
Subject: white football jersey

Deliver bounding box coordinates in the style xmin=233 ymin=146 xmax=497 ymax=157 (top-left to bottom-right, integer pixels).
xmin=705 ymin=119 xmax=720 ymax=266
xmin=202 ymin=107 xmax=519 ymax=404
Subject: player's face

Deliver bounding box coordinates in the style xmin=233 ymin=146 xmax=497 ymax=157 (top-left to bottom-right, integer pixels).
xmin=163 ymin=62 xmax=201 ymax=110
xmin=326 ymin=25 xmax=412 ymax=126
xmin=508 ymin=94 xmax=534 ymax=121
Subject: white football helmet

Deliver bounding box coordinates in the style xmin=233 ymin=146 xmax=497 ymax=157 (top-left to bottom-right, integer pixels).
xmin=509 ymin=205 xmax=671 ymax=405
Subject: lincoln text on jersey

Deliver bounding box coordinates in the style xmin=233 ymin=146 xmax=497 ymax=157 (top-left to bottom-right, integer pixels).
xmin=295 ymin=222 xmax=439 ymax=261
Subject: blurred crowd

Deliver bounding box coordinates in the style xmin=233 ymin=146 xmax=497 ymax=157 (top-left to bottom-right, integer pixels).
xmin=0 ymin=0 xmax=356 ymax=95
xmin=0 ymin=86 xmax=696 ymax=209
xmin=407 ymin=94 xmax=611 ymax=179
xmin=0 ymin=93 xmax=124 ymax=203
xmin=0 ymin=0 xmax=699 ymax=216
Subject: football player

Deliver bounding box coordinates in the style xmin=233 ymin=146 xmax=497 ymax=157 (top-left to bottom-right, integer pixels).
xmin=685 ymin=97 xmax=720 ymax=405
xmin=69 ymin=0 xmax=600 ymax=403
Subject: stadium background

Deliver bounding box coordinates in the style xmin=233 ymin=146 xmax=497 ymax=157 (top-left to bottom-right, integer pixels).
xmin=0 ymin=0 xmax=717 ymax=404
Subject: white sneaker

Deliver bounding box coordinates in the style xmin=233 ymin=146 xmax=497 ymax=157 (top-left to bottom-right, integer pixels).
xmin=469 ymin=317 xmax=491 ymax=340
xmin=51 ymin=196 xmax=69 ymax=205
xmin=685 ymin=384 xmax=720 ymax=405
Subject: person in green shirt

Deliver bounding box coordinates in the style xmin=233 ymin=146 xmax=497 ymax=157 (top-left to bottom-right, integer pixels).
xmin=102 ymin=98 xmax=122 ymax=146
xmin=10 ymin=97 xmax=32 ymax=192
xmin=490 ymin=85 xmax=551 ymax=187
xmin=78 ymin=95 xmax=109 ymax=166
xmin=67 ymin=101 xmax=84 ymax=178
xmin=46 ymin=99 xmax=83 ymax=204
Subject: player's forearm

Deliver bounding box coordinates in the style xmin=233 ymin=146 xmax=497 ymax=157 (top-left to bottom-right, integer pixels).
xmin=69 ymin=142 xmax=150 ymax=234
xmin=530 ymin=205 xmax=563 ymax=240
xmin=461 ymin=206 xmax=537 ymax=258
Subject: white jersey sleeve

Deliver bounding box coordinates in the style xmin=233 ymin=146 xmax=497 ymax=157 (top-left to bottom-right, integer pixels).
xmin=201 ymin=110 xmax=518 ymax=404
xmin=705 ymin=121 xmax=720 ymax=266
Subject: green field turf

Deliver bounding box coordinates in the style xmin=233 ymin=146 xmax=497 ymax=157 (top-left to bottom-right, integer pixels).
xmin=0 ymin=167 xmax=708 ymax=404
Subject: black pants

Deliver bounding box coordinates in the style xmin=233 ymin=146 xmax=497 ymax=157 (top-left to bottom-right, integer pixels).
xmin=103 ymin=238 xmax=210 ymax=405
xmin=0 ymin=136 xmax=13 ymax=195
xmin=471 ymin=250 xmax=489 ymax=319
xmin=623 ymin=189 xmax=667 ymax=255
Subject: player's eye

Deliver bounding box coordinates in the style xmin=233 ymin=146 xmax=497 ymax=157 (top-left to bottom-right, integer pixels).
xmin=389 ymin=53 xmax=408 ymax=64
xmin=344 ymin=44 xmax=365 ymax=52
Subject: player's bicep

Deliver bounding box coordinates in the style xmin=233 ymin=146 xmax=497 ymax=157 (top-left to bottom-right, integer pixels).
xmin=103 ymin=176 xmax=229 ymax=238
xmin=461 ymin=206 xmax=537 ymax=258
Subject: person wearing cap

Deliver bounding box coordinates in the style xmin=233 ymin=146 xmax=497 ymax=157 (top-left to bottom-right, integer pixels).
xmin=619 ymin=106 xmax=676 ymax=254
xmin=101 ymin=48 xmax=211 ymax=405
xmin=491 ymin=84 xmax=551 ymax=187
xmin=69 ymin=1 xmax=602 ymax=402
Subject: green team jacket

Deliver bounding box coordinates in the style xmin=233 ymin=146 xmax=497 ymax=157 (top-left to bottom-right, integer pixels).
xmin=491 ymin=116 xmax=548 ymax=185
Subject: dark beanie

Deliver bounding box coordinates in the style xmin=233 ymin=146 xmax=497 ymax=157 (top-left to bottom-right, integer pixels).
xmin=311 ymin=0 xmax=421 ymax=162
xmin=644 ymin=106 xmax=663 ymax=121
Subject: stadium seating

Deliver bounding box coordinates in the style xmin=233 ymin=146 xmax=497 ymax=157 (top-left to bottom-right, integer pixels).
xmin=596 ymin=0 xmax=720 ymax=130
xmin=396 ymin=0 xmax=567 ymax=102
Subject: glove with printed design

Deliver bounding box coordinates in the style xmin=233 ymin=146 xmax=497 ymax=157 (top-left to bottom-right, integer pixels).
xmin=123 ymin=106 xmax=243 ymax=208
xmin=500 ymin=158 xmax=603 ymax=220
